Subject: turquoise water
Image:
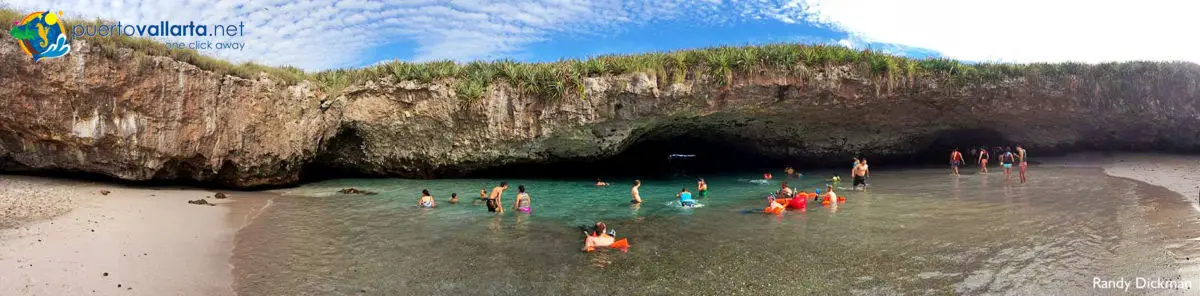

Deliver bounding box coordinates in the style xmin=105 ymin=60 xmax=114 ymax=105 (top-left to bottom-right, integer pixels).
xmin=233 ymin=167 xmax=1200 ymax=295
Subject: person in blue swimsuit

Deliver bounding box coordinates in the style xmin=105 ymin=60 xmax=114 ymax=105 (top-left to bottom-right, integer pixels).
xmin=677 ymin=188 xmax=696 ymax=207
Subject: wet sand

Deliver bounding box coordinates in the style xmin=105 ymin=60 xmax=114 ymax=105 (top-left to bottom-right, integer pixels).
xmin=0 ymin=175 xmax=270 ymax=296
xmin=1101 ymin=153 xmax=1200 ymax=208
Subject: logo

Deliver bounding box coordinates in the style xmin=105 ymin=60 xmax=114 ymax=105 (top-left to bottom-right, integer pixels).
xmin=9 ymin=10 xmax=71 ymax=61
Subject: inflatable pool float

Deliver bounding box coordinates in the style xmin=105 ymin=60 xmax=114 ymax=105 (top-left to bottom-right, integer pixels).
xmin=763 ymin=205 xmax=785 ymax=214
xmin=585 ymin=238 xmax=630 ymax=252
xmin=787 ymin=195 xmax=807 ymax=208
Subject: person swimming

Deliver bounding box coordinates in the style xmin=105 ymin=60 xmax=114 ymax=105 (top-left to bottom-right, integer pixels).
xmin=418 ymin=189 xmax=437 ymax=208
xmin=765 ymin=194 xmax=786 ymax=213
xmin=697 ymin=178 xmax=709 ymax=198
xmin=513 ymin=185 xmax=532 ymax=213
xmin=631 ymin=180 xmax=643 ymax=204
xmin=764 ymin=172 xmax=773 ymax=180
xmin=678 ymin=188 xmax=696 ymax=207
xmin=449 ymin=192 xmax=458 ymax=204
xmin=474 ymin=187 xmax=488 ymax=205
xmin=595 ymin=178 xmax=609 ymax=186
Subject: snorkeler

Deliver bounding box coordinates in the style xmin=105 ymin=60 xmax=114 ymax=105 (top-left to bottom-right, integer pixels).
xmin=765 ymin=194 xmax=786 ymax=214
xmin=631 ymin=180 xmax=643 ymax=204
xmin=488 ymin=182 xmax=508 ymax=213
xmin=678 ymin=188 xmax=696 ymax=207
xmin=697 ymin=178 xmax=709 ymax=198
xmin=418 ymin=189 xmax=437 ymax=208
xmin=513 ymin=185 xmax=532 ymax=213
xmin=595 ymin=178 xmax=609 ymax=186
xmin=450 ymin=192 xmax=458 ymax=204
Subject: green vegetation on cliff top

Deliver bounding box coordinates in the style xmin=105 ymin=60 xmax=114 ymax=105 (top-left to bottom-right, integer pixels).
xmin=3 ymin=8 xmax=1193 ymax=102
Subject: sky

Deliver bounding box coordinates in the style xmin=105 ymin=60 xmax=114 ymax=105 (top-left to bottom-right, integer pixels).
xmin=3 ymin=0 xmax=1197 ymax=71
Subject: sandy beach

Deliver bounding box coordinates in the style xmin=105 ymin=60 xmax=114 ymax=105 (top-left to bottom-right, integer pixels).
xmin=1100 ymin=153 xmax=1200 ymax=209
xmin=0 ymin=175 xmax=269 ymax=296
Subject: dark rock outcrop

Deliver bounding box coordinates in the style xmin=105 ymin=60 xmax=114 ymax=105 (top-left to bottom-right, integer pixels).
xmin=2 ymin=38 xmax=1199 ymax=187
xmin=187 ymin=199 xmax=213 ymax=206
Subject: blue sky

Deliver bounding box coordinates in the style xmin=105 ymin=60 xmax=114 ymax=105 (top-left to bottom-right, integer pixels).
xmin=4 ymin=0 xmax=1197 ymax=71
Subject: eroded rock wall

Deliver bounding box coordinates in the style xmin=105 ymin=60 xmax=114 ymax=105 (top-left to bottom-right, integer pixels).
xmin=2 ymin=39 xmax=1198 ymax=187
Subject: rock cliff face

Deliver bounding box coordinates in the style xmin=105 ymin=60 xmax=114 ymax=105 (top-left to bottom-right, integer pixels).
xmin=2 ymin=40 xmax=1199 ymax=187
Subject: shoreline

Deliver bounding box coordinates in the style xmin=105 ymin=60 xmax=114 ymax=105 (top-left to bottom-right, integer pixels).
xmin=0 ymin=175 xmax=273 ymax=296
xmin=1098 ymin=153 xmax=1200 ymax=211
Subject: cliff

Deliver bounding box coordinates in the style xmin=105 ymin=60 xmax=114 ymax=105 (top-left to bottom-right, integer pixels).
xmin=2 ymin=38 xmax=1199 ymax=187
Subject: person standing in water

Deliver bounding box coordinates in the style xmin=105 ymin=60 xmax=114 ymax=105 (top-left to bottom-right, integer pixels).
xmin=950 ymin=148 xmax=964 ymax=176
xmin=449 ymin=193 xmax=459 ymax=204
xmin=852 ymin=160 xmax=869 ymax=191
xmin=513 ymin=185 xmax=532 ymax=213
xmin=418 ymin=189 xmax=437 ymax=208
xmin=1016 ymin=145 xmax=1028 ymax=183
xmin=631 ymin=180 xmax=643 ymax=204
xmin=697 ymin=178 xmax=709 ymax=198
xmin=488 ymin=182 xmax=508 ymax=213
xmin=977 ymin=146 xmax=990 ymax=174
xmin=999 ymin=147 xmax=1016 ymax=182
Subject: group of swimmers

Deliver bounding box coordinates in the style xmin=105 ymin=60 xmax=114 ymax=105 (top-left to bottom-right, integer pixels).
xmin=950 ymin=145 xmax=1028 ymax=183
xmin=417 ymin=181 xmax=533 ymax=213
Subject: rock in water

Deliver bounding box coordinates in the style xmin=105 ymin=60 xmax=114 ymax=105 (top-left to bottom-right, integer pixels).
xmin=214 ymin=192 xmax=228 ymax=199
xmin=187 ymin=199 xmax=213 ymax=206
xmin=99 ymin=190 xmax=111 ymax=196
xmin=338 ymin=188 xmax=377 ymax=195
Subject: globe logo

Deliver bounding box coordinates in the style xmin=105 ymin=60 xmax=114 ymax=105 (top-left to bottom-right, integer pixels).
xmin=9 ymin=10 xmax=71 ymax=61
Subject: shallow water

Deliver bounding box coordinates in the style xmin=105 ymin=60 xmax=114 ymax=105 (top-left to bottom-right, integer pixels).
xmin=233 ymin=167 xmax=1200 ymax=295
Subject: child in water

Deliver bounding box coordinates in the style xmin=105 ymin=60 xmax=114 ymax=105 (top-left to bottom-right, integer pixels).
xmin=765 ymin=194 xmax=785 ymax=213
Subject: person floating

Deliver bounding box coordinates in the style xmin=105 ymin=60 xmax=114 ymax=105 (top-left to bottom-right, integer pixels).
xmin=595 ymin=178 xmax=609 ymax=186
xmin=449 ymin=192 xmax=458 ymax=204
xmin=764 ymin=194 xmax=786 ymax=214
xmin=697 ymin=178 xmax=709 ymax=198
xmin=1016 ymin=144 xmax=1028 ymax=183
xmin=678 ymin=188 xmax=696 ymax=207
xmin=582 ymin=222 xmax=629 ymax=252
xmin=418 ymin=189 xmax=437 ymax=208
xmin=978 ymin=146 xmax=990 ymax=174
xmin=1000 ymin=147 xmax=1016 ymax=182
xmin=513 ymin=185 xmax=532 ymax=213
xmin=631 ymin=180 xmax=643 ymax=204
xmin=488 ymin=182 xmax=508 ymax=213
xmin=950 ymin=148 xmax=964 ymax=176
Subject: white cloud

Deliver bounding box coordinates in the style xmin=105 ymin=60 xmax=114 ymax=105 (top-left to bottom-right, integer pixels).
xmin=776 ymin=0 xmax=1200 ymax=63
xmin=11 ymin=0 xmax=1182 ymax=71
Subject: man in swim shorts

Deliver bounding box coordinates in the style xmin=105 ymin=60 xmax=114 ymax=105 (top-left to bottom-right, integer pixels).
xmin=678 ymin=188 xmax=696 ymax=207
xmin=488 ymin=182 xmax=508 ymax=213
xmin=1016 ymin=145 xmax=1028 ymax=183
xmin=697 ymin=178 xmax=708 ymax=198
xmin=949 ymin=148 xmax=964 ymax=176
xmin=852 ymin=160 xmax=868 ymax=191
